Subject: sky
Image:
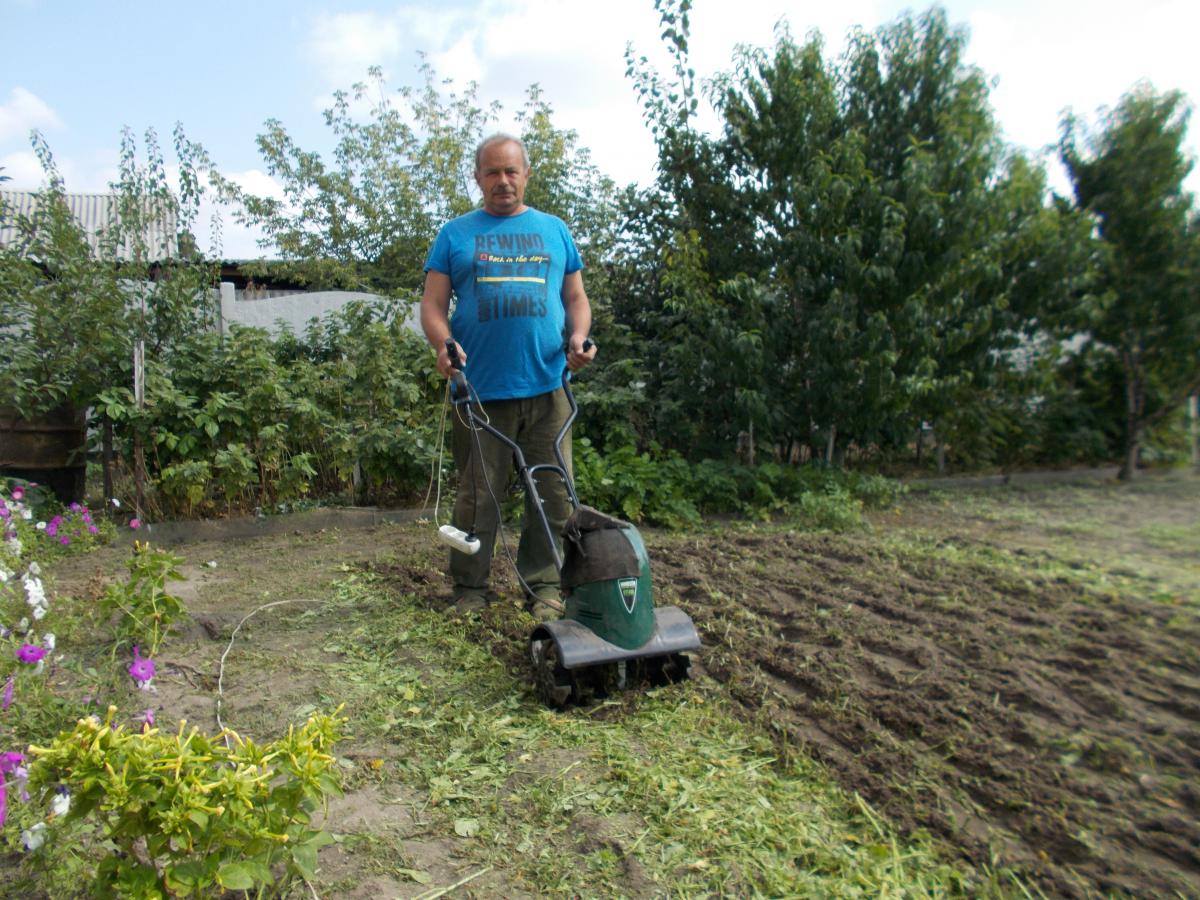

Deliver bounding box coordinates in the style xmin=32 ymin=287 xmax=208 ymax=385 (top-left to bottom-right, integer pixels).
xmin=2 ymin=0 xmax=1198 ymax=258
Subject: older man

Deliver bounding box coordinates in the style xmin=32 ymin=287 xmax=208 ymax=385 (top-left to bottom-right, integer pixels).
xmin=420 ymin=133 xmax=597 ymax=617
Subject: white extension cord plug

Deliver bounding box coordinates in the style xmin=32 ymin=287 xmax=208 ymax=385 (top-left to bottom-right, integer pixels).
xmin=438 ymin=524 xmax=481 ymax=555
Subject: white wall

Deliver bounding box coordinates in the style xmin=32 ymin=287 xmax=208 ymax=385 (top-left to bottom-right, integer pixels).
xmin=216 ymin=283 xmax=421 ymax=336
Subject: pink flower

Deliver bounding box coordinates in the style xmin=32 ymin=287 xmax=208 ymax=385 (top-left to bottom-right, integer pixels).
xmin=16 ymin=645 xmax=47 ymax=665
xmin=59 ymin=536 xmax=70 ymax=546
xmin=88 ymin=525 xmax=98 ymax=535
xmin=138 ymin=708 xmax=155 ymax=732
xmin=10 ymin=487 xmax=24 ymax=501
xmin=128 ymin=646 xmax=155 ymax=689
xmin=129 ymin=518 xmax=141 ymax=530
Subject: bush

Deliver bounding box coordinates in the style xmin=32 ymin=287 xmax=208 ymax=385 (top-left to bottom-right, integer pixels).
xmin=25 ymin=707 xmax=345 ymax=898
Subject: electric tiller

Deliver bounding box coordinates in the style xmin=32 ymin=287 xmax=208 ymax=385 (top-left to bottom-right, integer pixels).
xmin=442 ymin=339 xmax=701 ymax=708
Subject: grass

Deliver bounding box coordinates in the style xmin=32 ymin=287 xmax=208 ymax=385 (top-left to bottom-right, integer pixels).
xmin=289 ymin=573 xmax=984 ymax=897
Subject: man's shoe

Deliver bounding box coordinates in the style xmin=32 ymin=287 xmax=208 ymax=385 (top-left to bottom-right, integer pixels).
xmin=525 ymin=590 xmax=564 ymax=623
xmin=452 ymin=589 xmax=490 ymax=614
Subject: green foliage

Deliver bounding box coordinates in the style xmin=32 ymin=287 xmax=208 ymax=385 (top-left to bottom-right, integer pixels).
xmin=574 ymin=440 xmax=902 ymax=529
xmin=1061 ymin=85 xmax=1200 ymax=476
xmin=215 ymin=62 xmax=495 ymax=293
xmin=97 ymin=300 xmax=444 ymax=515
xmin=97 ymin=543 xmax=187 ymax=657
xmin=574 ymin=439 xmax=701 ymax=529
xmin=26 ymin=706 xmax=345 ymax=899
xmin=0 ymin=127 xmax=218 ymax=419
xmin=619 ymin=3 xmax=1097 ymax=469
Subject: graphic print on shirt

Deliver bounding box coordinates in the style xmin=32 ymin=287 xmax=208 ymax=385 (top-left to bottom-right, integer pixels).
xmin=473 ymin=232 xmax=550 ymax=322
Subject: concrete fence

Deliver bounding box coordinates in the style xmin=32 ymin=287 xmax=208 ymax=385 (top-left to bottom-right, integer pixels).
xmin=214 ymin=283 xmax=421 ymax=336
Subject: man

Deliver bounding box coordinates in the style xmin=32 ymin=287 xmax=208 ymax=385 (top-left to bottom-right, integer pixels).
xmin=420 ymin=133 xmax=597 ymax=618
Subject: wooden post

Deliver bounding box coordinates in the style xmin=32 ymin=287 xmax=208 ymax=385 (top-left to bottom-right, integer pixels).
xmin=102 ymin=417 xmax=114 ymax=511
xmin=133 ymin=339 xmax=145 ymax=519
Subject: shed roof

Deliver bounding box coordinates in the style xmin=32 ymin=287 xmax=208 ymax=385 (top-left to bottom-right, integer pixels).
xmin=0 ymin=189 xmax=179 ymax=262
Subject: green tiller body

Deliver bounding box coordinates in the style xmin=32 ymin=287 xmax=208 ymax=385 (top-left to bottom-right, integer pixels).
xmin=447 ymin=341 xmax=700 ymax=707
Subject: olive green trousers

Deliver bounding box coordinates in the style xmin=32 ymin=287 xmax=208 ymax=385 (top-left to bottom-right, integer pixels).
xmin=450 ymin=388 xmax=573 ymax=601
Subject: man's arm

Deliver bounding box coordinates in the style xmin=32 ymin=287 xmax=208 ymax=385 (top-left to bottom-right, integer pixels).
xmin=421 ymin=269 xmax=463 ymax=378
xmin=562 ymin=270 xmax=597 ymax=372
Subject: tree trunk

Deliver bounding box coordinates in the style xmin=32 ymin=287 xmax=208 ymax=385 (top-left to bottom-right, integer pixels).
xmin=825 ymin=425 xmax=837 ymax=465
xmin=1189 ymin=395 xmax=1198 ymax=468
xmin=1119 ymin=370 xmax=1141 ymax=480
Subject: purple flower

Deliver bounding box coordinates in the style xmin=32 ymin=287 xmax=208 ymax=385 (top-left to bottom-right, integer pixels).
xmin=59 ymin=536 xmax=70 ymax=546
xmin=45 ymin=523 xmax=57 ymax=538
xmin=129 ymin=646 xmax=155 ymax=688
xmin=138 ymin=708 xmax=155 ymax=732
xmin=0 ymin=506 xmax=9 ymax=520
xmin=69 ymin=502 xmax=81 ymax=512
xmin=88 ymin=525 xmax=98 ymax=535
xmin=2 ymin=676 xmax=12 ymax=711
xmin=0 ymin=752 xmax=24 ymax=776
xmin=16 ymin=644 xmax=47 ymax=665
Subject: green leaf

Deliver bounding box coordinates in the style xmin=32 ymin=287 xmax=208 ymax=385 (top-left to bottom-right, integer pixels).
xmin=217 ymin=861 xmax=259 ymax=891
xmin=397 ymin=867 xmax=434 ymax=884
xmin=454 ymin=817 xmax=481 ymax=837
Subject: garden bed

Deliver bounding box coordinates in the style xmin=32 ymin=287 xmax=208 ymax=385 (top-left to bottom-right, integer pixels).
xmin=4 ymin=470 xmax=1198 ymax=897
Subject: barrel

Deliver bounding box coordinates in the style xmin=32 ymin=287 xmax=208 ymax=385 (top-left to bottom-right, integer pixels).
xmin=0 ymin=406 xmax=88 ymax=503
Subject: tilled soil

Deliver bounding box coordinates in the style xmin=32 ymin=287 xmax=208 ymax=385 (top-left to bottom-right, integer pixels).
xmin=643 ymin=524 xmax=1200 ymax=898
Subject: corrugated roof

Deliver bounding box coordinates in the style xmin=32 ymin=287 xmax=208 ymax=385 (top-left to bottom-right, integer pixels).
xmin=0 ymin=189 xmax=179 ymax=262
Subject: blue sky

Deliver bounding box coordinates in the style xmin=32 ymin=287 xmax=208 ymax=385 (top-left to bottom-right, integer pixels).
xmin=3 ymin=0 xmax=1198 ymax=257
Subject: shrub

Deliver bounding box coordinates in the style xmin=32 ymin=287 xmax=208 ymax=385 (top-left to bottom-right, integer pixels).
xmin=26 ymin=707 xmax=345 ymax=898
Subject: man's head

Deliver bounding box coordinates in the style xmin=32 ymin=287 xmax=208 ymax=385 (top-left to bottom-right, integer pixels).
xmin=475 ymin=133 xmax=530 ymax=217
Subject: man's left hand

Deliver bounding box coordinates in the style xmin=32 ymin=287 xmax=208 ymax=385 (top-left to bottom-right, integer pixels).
xmin=567 ymin=335 xmax=598 ymax=372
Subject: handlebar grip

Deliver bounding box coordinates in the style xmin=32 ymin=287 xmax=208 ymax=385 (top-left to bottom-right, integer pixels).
xmin=582 ymin=338 xmax=595 ymax=353
xmin=445 ymin=338 xmax=463 ymax=370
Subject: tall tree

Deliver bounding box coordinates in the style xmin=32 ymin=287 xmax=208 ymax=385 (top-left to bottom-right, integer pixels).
xmin=1061 ymin=86 xmax=1200 ymax=478
xmin=623 ymin=3 xmax=1090 ymax=466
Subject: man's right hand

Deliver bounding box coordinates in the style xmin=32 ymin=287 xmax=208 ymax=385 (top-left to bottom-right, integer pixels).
xmin=437 ymin=341 xmax=467 ymax=378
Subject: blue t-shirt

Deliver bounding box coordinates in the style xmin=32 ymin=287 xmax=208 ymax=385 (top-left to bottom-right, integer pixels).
xmin=424 ymin=208 xmax=583 ymax=402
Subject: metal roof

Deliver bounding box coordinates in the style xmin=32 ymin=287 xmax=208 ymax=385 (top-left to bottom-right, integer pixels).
xmin=0 ymin=189 xmax=179 ymax=262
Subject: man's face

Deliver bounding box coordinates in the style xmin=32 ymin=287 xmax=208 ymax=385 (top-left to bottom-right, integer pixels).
xmin=476 ymin=141 xmax=530 ymax=216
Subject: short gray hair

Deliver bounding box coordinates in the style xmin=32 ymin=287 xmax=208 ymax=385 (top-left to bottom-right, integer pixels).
xmin=474 ymin=133 xmax=529 ymax=173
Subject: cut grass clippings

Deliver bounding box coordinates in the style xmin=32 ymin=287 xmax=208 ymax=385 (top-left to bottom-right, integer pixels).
xmin=291 ymin=571 xmax=984 ymax=897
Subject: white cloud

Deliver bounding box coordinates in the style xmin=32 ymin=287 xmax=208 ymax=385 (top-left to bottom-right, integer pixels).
xmin=307 ymin=11 xmax=406 ymax=86
xmin=0 ymin=150 xmax=49 ymax=188
xmin=0 ymin=87 xmax=62 ymax=144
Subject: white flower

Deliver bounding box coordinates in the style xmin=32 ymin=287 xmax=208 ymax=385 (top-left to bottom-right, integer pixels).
xmin=0 ymin=568 xmax=9 ymax=583
xmin=27 ymin=561 xmax=39 ymax=577
xmin=30 ymin=604 xmax=46 ymax=621
xmin=50 ymin=791 xmax=70 ymax=817
xmin=21 ymin=823 xmax=46 ymax=851
xmin=43 ymin=633 xmax=55 ymax=651
xmin=20 ymin=508 xmax=31 ymax=520
xmin=17 ymin=617 xmax=29 ymax=632
xmin=110 ymin=498 xmax=121 ymax=509
xmin=35 ymin=521 xmax=46 ymax=531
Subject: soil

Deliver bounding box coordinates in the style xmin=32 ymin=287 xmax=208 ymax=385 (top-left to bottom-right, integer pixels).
xmin=41 ymin=469 xmax=1200 ymax=898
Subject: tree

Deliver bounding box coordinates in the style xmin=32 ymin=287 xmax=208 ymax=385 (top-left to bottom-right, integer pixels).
xmin=621 ymin=3 xmax=1092 ymax=467
xmin=1061 ymin=86 xmax=1200 ymax=478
